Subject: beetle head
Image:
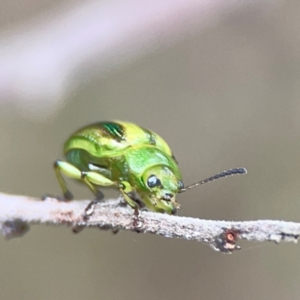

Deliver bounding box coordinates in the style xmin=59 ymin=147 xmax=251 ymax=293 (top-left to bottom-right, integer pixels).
xmin=142 ymin=165 xmax=183 ymax=213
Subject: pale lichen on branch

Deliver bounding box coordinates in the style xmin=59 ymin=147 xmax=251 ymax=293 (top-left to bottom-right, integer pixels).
xmin=0 ymin=192 xmax=299 ymax=253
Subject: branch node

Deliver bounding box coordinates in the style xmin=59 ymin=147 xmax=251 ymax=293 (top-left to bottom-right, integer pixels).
xmin=213 ymin=228 xmax=240 ymax=253
xmin=2 ymin=219 xmax=30 ymax=240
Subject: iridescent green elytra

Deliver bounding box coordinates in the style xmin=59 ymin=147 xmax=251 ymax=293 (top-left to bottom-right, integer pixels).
xmin=54 ymin=121 xmax=247 ymax=215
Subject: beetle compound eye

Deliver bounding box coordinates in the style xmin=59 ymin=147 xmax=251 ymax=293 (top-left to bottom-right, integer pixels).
xmin=178 ymin=180 xmax=184 ymax=190
xmin=147 ymin=175 xmax=161 ymax=188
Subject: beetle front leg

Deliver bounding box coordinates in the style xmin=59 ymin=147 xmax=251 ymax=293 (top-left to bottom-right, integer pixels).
xmin=118 ymin=181 xmax=140 ymax=215
xmin=118 ymin=182 xmax=143 ymax=229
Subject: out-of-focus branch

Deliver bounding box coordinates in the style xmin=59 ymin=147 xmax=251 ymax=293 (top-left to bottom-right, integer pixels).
xmin=0 ymin=192 xmax=299 ymax=253
xmin=0 ymin=0 xmax=278 ymax=118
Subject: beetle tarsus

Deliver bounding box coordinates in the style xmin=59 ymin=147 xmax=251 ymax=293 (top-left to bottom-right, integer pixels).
xmin=132 ymin=213 xmax=143 ymax=232
xmin=133 ymin=206 xmax=139 ymax=216
xmin=64 ymin=190 xmax=74 ymax=201
xmin=83 ymin=199 xmax=100 ymax=220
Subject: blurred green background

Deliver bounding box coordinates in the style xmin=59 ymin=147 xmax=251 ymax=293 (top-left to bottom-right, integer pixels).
xmin=1 ymin=1 xmax=300 ymax=299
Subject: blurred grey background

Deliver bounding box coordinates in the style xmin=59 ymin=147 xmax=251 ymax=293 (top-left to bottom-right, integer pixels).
xmin=1 ymin=0 xmax=300 ymax=299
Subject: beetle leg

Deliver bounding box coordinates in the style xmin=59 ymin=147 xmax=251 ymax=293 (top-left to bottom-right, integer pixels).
xmin=118 ymin=181 xmax=140 ymax=215
xmin=54 ymin=160 xmax=79 ymax=200
xmin=54 ymin=163 xmax=140 ymax=216
xmin=81 ymin=173 xmax=105 ymax=200
xmin=83 ymin=199 xmax=100 ymax=219
xmin=81 ymin=171 xmax=116 ymax=187
xmin=80 ymin=171 xmax=116 ymax=217
xmin=54 ymin=161 xmax=106 ymax=201
xmin=82 ymin=174 xmax=139 ymax=215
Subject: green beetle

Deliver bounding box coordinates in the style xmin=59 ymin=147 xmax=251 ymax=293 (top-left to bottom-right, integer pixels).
xmin=54 ymin=121 xmax=246 ymax=215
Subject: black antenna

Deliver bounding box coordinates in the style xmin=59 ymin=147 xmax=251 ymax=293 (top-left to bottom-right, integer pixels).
xmin=178 ymin=168 xmax=247 ymax=193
